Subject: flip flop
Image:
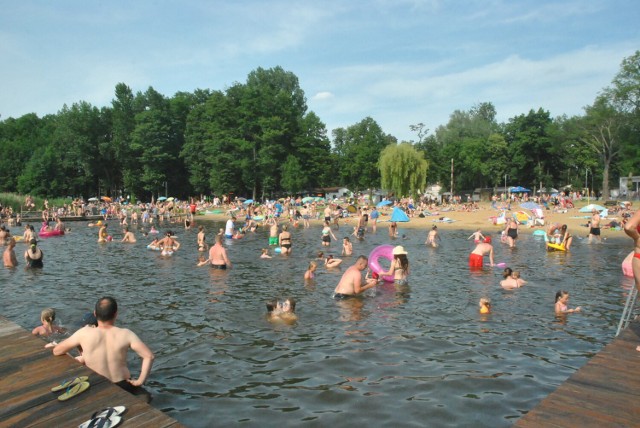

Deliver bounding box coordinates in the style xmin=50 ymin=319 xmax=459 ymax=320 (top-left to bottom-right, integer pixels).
xmin=78 ymin=414 xmax=122 ymax=428
xmin=51 ymin=376 xmax=89 ymax=392
xmin=57 ymin=381 xmax=90 ymax=401
xmin=90 ymin=406 xmax=126 ymax=420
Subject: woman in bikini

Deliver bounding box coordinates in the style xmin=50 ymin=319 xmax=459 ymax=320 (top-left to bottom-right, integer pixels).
xmin=378 ymin=245 xmax=410 ymax=285
xmin=624 ymin=208 xmax=640 ymax=351
xmin=321 ymin=221 xmax=336 ymax=247
xmin=279 ymin=225 xmax=292 ymax=255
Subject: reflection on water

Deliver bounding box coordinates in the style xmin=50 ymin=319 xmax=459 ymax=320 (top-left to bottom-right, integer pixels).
xmin=0 ymin=220 xmax=634 ymax=427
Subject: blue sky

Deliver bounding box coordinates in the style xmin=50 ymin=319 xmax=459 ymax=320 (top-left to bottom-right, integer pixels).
xmin=1 ymin=0 xmax=638 ymax=142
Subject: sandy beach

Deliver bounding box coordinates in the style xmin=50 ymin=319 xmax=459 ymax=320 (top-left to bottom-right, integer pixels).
xmin=197 ymin=201 xmax=628 ymax=240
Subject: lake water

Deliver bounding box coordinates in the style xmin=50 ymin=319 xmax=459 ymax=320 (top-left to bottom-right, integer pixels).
xmin=1 ymin=220 xmax=635 ymax=427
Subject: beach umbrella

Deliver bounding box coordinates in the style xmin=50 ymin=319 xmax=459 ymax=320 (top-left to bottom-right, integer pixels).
xmin=377 ymin=200 xmax=392 ymax=208
xmin=579 ymin=204 xmax=606 ymax=213
xmin=520 ymin=202 xmax=541 ymax=210
xmin=87 ymin=197 xmax=98 ymax=202
xmin=389 ymin=207 xmax=410 ymax=222
xmin=101 ymin=196 xmax=112 ymax=202
xmin=157 ymin=196 xmax=167 ymax=201
xmin=509 ymin=186 xmax=531 ymax=193
xmin=243 ymin=199 xmax=254 ymax=204
xmin=302 ymin=196 xmax=314 ymax=203
xmin=167 ymin=197 xmax=175 ymax=202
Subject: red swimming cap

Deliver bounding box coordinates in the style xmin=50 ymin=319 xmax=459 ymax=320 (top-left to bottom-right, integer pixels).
xmin=484 ymin=236 xmax=492 ymax=243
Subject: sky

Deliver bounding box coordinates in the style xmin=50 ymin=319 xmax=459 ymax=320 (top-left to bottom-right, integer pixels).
xmin=1 ymin=0 xmax=638 ymax=142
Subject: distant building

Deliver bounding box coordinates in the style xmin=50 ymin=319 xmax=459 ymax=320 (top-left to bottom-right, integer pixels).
xmin=619 ymin=176 xmax=640 ymax=199
xmin=314 ymin=187 xmax=350 ymax=201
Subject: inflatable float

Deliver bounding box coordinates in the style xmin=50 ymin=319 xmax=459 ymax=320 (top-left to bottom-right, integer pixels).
xmin=546 ymin=242 xmax=566 ymax=252
xmin=622 ymin=251 xmax=634 ymax=277
xmin=38 ymin=226 xmax=64 ymax=238
xmin=368 ymin=245 xmax=395 ymax=282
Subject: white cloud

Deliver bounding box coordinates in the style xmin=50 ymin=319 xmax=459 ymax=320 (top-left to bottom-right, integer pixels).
xmin=312 ymin=91 xmax=335 ymax=101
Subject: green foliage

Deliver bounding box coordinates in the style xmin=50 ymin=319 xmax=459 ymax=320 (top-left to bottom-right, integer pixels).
xmin=332 ymin=117 xmax=393 ymax=191
xmin=2 ymin=58 xmax=640 ymax=201
xmin=379 ymin=143 xmax=428 ymax=198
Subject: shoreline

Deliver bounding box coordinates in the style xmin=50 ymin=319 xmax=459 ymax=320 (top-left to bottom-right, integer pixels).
xmin=196 ymin=201 xmax=628 ymax=240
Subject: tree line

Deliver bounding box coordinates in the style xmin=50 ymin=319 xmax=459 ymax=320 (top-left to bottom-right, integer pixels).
xmin=1 ymin=52 xmax=638 ymax=202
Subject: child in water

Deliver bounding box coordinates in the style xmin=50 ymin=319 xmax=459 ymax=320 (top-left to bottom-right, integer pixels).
xmin=479 ymin=297 xmax=491 ymax=314
xmin=342 ymin=237 xmax=353 ymax=256
xmin=555 ymin=290 xmax=581 ymax=314
xmin=196 ymin=254 xmax=210 ymax=267
xmin=304 ymin=261 xmax=317 ymax=280
xmin=32 ymin=308 xmax=65 ymax=336
xmin=260 ymin=248 xmax=272 ymax=259
xmin=468 ymin=229 xmax=485 ymax=243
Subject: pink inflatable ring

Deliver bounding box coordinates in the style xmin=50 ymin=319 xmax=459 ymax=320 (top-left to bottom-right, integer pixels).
xmin=368 ymin=245 xmax=395 ymax=282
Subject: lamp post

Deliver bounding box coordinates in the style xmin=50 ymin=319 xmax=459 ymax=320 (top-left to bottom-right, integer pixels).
xmin=585 ymin=168 xmax=590 ymax=204
xmin=504 ymin=174 xmax=509 ymax=201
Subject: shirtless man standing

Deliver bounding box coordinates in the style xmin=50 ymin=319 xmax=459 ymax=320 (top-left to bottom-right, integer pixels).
xmin=469 ymin=237 xmax=494 ymax=268
xmin=3 ymin=237 xmax=17 ymax=267
xmin=52 ymin=297 xmax=154 ymax=400
xmin=267 ymin=216 xmax=279 ymax=246
xmin=589 ymin=209 xmax=602 ymax=243
xmin=333 ymin=256 xmax=378 ymax=298
xmin=209 ymin=234 xmax=232 ymax=269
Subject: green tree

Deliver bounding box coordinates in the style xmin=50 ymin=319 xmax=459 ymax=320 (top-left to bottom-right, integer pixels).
xmin=379 ymin=143 xmax=428 ymax=198
xmin=130 ymin=87 xmax=174 ymax=198
xmin=581 ymin=96 xmax=624 ymax=199
xmin=0 ymin=113 xmax=43 ymax=192
xmin=504 ymin=108 xmax=554 ymax=189
xmin=332 ymin=117 xmax=393 ymax=192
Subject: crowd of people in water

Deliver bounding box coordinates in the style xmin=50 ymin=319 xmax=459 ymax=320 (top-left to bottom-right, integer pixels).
xmin=2 ymin=193 xmax=640 ymax=403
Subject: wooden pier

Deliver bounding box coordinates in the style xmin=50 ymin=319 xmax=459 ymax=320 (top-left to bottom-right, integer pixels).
xmin=515 ymin=321 xmax=640 ymax=427
xmin=0 ymin=316 xmax=183 ymax=427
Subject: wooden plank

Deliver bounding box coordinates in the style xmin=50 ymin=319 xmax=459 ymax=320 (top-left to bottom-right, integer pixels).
xmin=515 ymin=322 xmax=640 ymax=427
xmin=0 ymin=316 xmax=183 ymax=427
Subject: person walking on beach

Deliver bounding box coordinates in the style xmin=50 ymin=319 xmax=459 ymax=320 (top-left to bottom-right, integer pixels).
xmin=333 ymin=256 xmax=378 ymax=298
xmin=469 ymin=237 xmax=494 ymax=268
xmin=52 ymin=296 xmax=154 ymax=401
xmin=623 ymin=208 xmax=640 ymax=351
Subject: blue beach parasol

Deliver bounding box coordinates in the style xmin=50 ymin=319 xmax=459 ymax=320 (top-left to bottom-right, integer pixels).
xmin=377 ymin=200 xmax=392 ymax=208
xmin=389 ymin=207 xmax=410 ymax=222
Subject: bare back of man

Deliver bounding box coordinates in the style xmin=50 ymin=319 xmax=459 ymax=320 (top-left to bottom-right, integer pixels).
xmin=64 ymin=325 xmax=145 ymax=383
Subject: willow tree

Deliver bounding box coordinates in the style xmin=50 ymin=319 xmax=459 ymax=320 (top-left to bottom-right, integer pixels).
xmin=379 ymin=143 xmax=428 ymax=198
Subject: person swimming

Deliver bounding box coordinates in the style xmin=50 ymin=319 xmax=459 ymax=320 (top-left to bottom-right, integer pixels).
xmin=266 ymin=297 xmax=297 ymax=324
xmin=260 ymin=248 xmax=272 ymax=259
xmin=304 ymin=261 xmax=317 ymax=280
xmin=479 ymin=297 xmax=491 ymax=314
xmin=32 ymin=308 xmax=65 ymax=336
xmin=555 ymin=290 xmax=581 ymax=314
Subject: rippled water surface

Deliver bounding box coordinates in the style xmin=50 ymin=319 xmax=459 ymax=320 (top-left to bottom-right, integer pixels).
xmin=1 ymin=220 xmax=635 ymax=427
